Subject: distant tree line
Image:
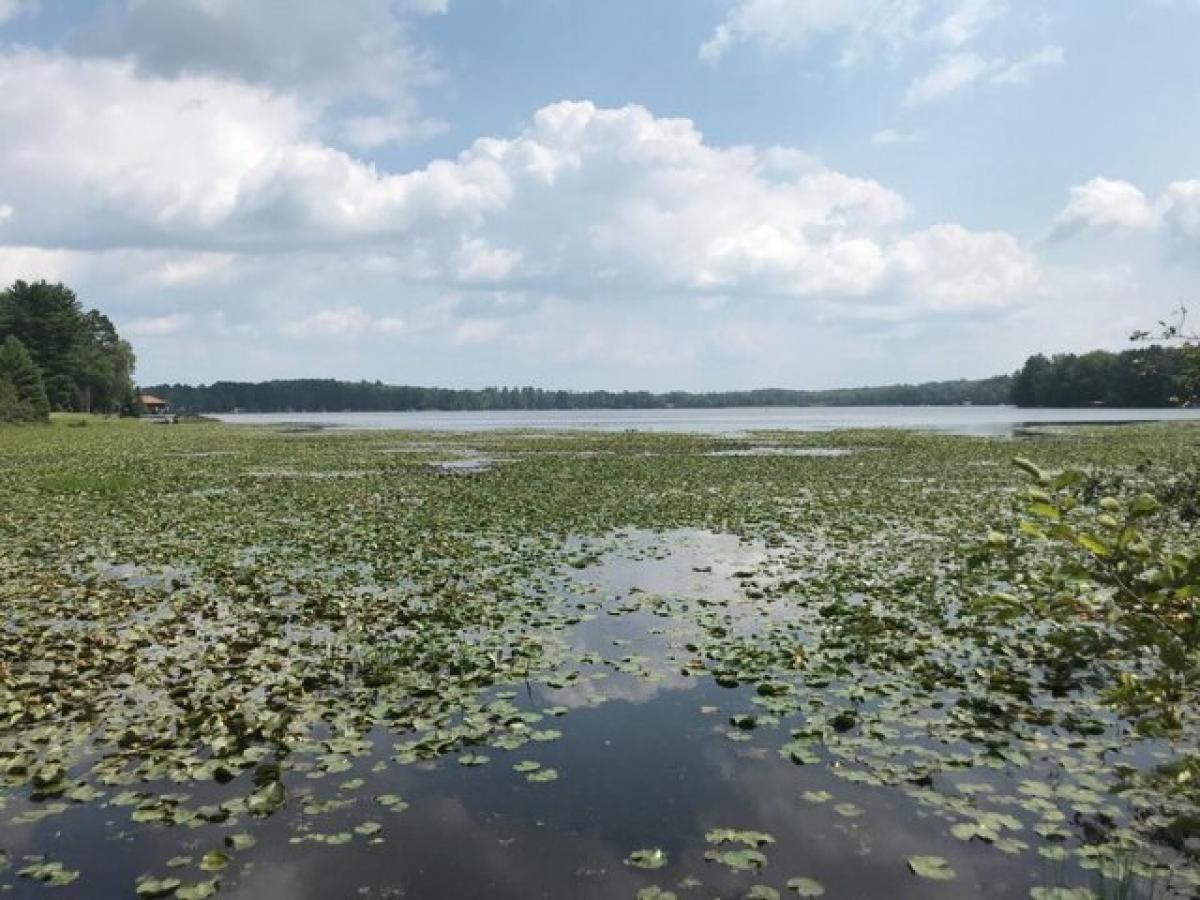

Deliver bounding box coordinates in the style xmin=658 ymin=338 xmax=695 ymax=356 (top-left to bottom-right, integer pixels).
xmin=142 ymin=375 xmax=1014 ymax=414
xmin=1011 ymin=346 xmax=1194 ymax=408
xmin=0 ymin=280 xmax=137 ymax=422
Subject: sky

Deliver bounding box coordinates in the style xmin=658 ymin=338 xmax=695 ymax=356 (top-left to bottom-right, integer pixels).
xmin=0 ymin=0 xmax=1197 ymax=391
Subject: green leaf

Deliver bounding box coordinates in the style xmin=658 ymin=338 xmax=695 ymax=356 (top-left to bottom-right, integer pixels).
xmin=1013 ymin=456 xmax=1050 ymax=484
xmin=1074 ymin=533 xmax=1109 ymax=557
xmin=786 ymin=877 xmax=825 ymax=896
xmin=626 ymin=848 xmax=668 ymax=870
xmin=1027 ymin=502 xmax=1061 ymax=521
xmin=137 ymin=877 xmax=183 ymax=898
xmin=176 ymin=883 xmax=218 ymax=900
xmin=705 ymin=828 xmax=775 ymax=847
xmin=224 ymin=833 xmax=256 ymax=852
xmin=1129 ymin=494 xmax=1160 ymax=517
xmin=907 ymin=856 xmax=956 ymax=880
xmin=199 ymin=850 xmax=231 ymax=872
xmin=704 ymin=848 xmax=768 ymax=871
xmin=1018 ymin=520 xmax=1047 ymax=539
xmin=636 ymin=888 xmax=677 ymax=900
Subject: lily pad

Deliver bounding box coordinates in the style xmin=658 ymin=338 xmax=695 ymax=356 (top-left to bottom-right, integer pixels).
xmin=907 ymin=856 xmax=956 ymax=881
xmin=786 ymin=877 xmax=825 ymax=897
xmin=626 ymin=848 xmax=669 ymax=870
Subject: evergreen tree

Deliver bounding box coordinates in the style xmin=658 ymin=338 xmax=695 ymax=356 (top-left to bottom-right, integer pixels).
xmin=0 ymin=280 xmax=135 ymax=413
xmin=73 ymin=310 xmax=137 ymax=412
xmin=0 ymin=376 xmax=22 ymax=423
xmin=0 ymin=335 xmax=50 ymax=422
xmin=0 ymin=280 xmax=83 ymax=409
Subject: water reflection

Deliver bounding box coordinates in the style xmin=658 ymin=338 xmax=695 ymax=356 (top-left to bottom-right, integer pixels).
xmin=1 ymin=529 xmax=1176 ymax=899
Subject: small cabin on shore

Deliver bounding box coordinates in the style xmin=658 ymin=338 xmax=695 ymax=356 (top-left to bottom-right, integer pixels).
xmin=137 ymin=394 xmax=170 ymax=416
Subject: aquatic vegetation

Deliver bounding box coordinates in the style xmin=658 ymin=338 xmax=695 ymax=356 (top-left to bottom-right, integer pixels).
xmin=0 ymin=420 xmax=1198 ymax=897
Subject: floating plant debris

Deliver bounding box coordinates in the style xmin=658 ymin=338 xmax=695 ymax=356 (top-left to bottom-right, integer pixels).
xmin=0 ymin=421 xmax=1198 ymax=898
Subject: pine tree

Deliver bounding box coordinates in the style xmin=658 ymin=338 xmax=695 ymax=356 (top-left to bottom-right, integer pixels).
xmin=0 ymin=280 xmax=136 ymax=413
xmin=0 ymin=336 xmax=50 ymax=422
xmin=0 ymin=280 xmax=84 ymax=409
xmin=0 ymin=375 xmax=22 ymax=423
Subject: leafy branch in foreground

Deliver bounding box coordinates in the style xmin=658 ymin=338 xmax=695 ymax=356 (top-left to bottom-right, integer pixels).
xmin=978 ymin=456 xmax=1200 ymax=735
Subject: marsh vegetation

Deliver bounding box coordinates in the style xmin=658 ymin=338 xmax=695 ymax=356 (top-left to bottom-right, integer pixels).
xmin=0 ymin=420 xmax=1198 ymax=898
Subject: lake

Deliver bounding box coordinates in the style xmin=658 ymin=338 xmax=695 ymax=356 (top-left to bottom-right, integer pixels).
xmin=214 ymin=405 xmax=1200 ymax=436
xmin=3 ymin=422 xmax=1199 ymax=899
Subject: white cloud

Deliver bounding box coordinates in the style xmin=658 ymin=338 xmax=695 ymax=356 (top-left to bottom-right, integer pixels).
xmin=0 ymin=203 xmax=12 ymax=223
xmin=0 ymin=50 xmax=515 ymax=250
xmin=0 ymin=50 xmax=1039 ymax=319
xmin=904 ymin=52 xmax=993 ymax=107
xmin=1044 ymin=176 xmax=1200 ymax=267
xmin=73 ymin=0 xmax=444 ymax=97
xmin=886 ymin=224 xmax=1037 ymax=311
xmin=72 ymin=0 xmax=445 ymax=147
xmin=991 ymin=44 xmax=1064 ymax=85
xmin=0 ymin=0 xmax=34 ymax=25
xmin=1049 ymin=178 xmax=1158 ymax=239
xmin=454 ymin=238 xmax=524 ymax=284
xmin=339 ymin=112 xmax=447 ymax=150
xmin=450 ymin=318 xmax=505 ymax=346
xmin=124 ymin=313 xmax=193 ymax=336
xmin=149 ymin=254 xmax=236 ymax=287
xmin=904 ymin=43 xmax=1063 ymax=107
xmin=931 ymin=0 xmax=1003 ymax=47
xmin=1160 ymin=180 xmax=1200 ymax=263
xmin=0 ymin=245 xmax=79 ymax=286
xmin=281 ymin=307 xmax=406 ymax=340
xmin=700 ymin=0 xmax=1003 ymax=64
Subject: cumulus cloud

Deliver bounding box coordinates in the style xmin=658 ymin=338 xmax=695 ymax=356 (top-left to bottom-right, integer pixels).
xmin=0 ymin=0 xmax=34 ymax=25
xmin=1045 ymin=176 xmax=1200 ymax=267
xmin=0 ymin=50 xmax=510 ymax=250
xmin=886 ymin=224 xmax=1037 ymax=311
xmin=1160 ymin=180 xmax=1200 ymax=263
xmin=1048 ymin=178 xmax=1158 ymax=239
xmin=0 ymin=49 xmax=1039 ymax=317
xmin=72 ymin=0 xmax=445 ymax=147
xmin=699 ymin=0 xmax=1003 ymax=64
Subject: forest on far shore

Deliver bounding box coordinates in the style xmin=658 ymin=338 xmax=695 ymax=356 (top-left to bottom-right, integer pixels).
xmin=142 ymin=375 xmax=1015 ymax=414
xmin=1011 ymin=345 xmax=1198 ymax=408
xmin=2 ymin=277 xmax=1197 ymax=420
xmin=145 ymin=346 xmax=1200 ymax=413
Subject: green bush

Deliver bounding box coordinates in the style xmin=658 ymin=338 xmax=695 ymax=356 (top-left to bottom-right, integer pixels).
xmin=977 ymin=456 xmax=1200 ymax=735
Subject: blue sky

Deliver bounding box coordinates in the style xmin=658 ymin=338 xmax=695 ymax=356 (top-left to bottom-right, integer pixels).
xmin=0 ymin=0 xmax=1197 ymax=390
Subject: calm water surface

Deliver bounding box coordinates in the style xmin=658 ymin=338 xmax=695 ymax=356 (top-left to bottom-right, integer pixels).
xmin=214 ymin=406 xmax=1200 ymax=436
xmin=4 ymin=531 xmax=1170 ymax=899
